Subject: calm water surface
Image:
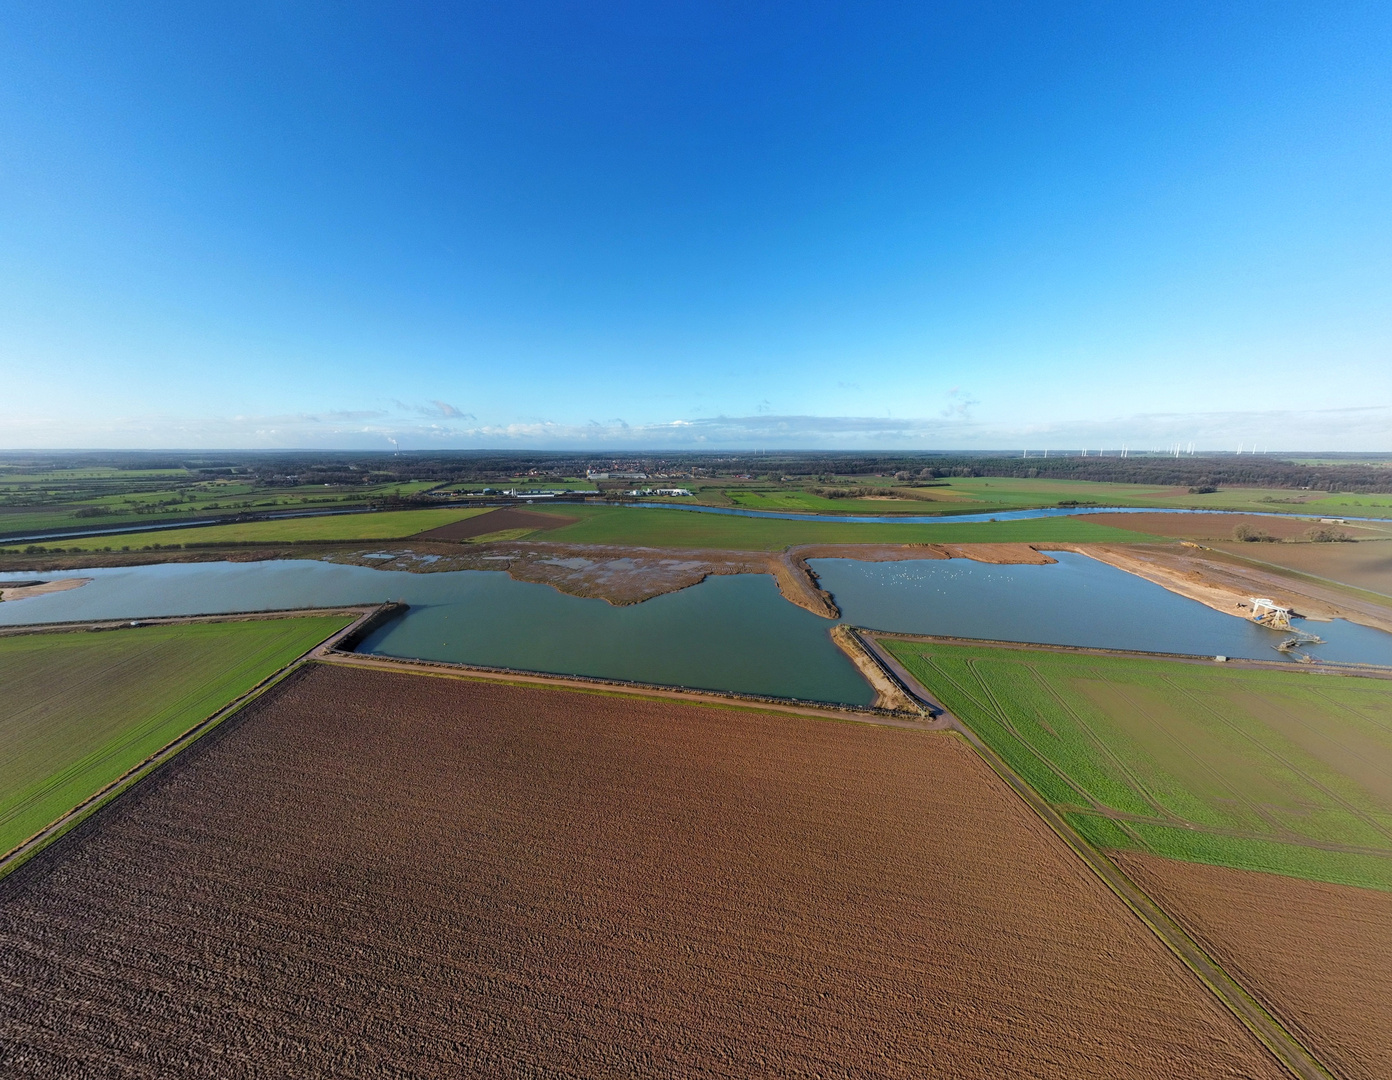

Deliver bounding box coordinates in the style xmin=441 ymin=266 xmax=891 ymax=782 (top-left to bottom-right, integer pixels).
xmin=812 ymin=551 xmax=1392 ymax=666
xmin=0 ymin=561 xmax=873 ymax=705
xmin=3 ymin=555 xmax=1388 ymax=703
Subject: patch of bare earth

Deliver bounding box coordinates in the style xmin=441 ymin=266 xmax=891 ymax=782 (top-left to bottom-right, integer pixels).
xmin=0 ymin=665 xmax=1286 ymax=1079
xmin=1207 ymin=538 xmax=1392 ymax=597
xmin=411 ymin=506 xmax=579 ymax=540
xmin=1118 ymin=852 xmax=1392 ymax=1080
xmin=332 ymin=541 xmax=1055 ymax=616
xmin=0 ymin=578 xmax=90 ymax=602
xmin=1084 ymin=512 xmax=1386 ymax=542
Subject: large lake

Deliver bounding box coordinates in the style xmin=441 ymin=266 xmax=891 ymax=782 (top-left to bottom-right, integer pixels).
xmin=0 ymin=561 xmax=873 ymax=705
xmin=812 ymin=551 xmax=1392 ymax=666
xmin=3 ymin=553 xmax=1388 ymax=703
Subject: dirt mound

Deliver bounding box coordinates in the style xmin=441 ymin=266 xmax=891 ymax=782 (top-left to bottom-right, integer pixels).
xmin=1118 ymin=852 xmax=1392 ymax=1080
xmin=412 ymin=507 xmax=578 ymax=540
xmin=0 ymin=665 xmax=1285 ymax=1078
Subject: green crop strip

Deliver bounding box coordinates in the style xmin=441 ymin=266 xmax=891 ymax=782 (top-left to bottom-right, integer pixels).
xmin=527 ymin=505 xmax=1159 ymax=550
xmin=0 ymin=616 xmax=352 ymax=856
xmin=885 ymin=638 xmax=1392 ymax=890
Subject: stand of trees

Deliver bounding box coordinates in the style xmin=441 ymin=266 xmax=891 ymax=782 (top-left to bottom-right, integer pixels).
xmin=4 ymin=450 xmax=1390 ymax=494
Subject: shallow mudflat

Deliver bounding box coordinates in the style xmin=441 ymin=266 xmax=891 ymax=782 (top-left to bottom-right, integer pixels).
xmin=0 ymin=664 xmax=1285 ymax=1078
xmin=1119 ymin=852 xmax=1392 ymax=1080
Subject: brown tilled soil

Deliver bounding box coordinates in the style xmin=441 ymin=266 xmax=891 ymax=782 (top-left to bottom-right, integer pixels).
xmin=0 ymin=664 xmax=1286 ymax=1079
xmin=412 ymin=506 xmax=579 ymax=540
xmin=1118 ymin=852 xmax=1392 ymax=1080
xmin=1208 ymin=537 xmax=1392 ymax=597
xmin=1084 ymin=511 xmax=1386 ymax=541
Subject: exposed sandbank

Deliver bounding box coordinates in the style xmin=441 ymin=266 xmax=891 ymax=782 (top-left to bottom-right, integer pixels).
xmin=0 ymin=578 xmax=90 ymax=602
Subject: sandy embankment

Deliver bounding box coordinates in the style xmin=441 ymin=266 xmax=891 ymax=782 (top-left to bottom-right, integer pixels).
xmin=828 ymin=624 xmax=919 ymax=711
xmin=0 ymin=577 xmax=90 ymax=602
xmin=1056 ymin=544 xmax=1392 ymax=636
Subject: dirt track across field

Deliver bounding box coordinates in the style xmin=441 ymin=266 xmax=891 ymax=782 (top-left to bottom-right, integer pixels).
xmin=1118 ymin=852 xmax=1392 ymax=1080
xmin=0 ymin=664 xmax=1288 ymax=1079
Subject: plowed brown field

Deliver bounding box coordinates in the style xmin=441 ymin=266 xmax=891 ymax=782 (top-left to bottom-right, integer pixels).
xmin=1083 ymin=511 xmax=1384 ymax=541
xmin=413 ymin=506 xmax=577 ymax=540
xmin=0 ymin=665 xmax=1287 ymax=1079
xmin=1119 ymin=852 xmax=1392 ymax=1080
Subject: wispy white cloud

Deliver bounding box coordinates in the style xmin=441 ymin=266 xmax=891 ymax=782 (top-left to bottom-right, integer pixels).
xmin=940 ymin=386 xmax=979 ymax=420
xmin=390 ymin=399 xmax=474 ymax=420
xmin=1 ymin=404 xmax=1387 ymax=451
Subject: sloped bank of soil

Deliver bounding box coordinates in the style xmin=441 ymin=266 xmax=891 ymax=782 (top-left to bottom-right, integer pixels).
xmin=1117 ymin=852 xmax=1392 ymax=1080
xmin=0 ymin=664 xmax=1287 ymax=1079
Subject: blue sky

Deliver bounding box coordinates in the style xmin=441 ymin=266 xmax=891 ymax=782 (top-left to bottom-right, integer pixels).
xmin=2 ymin=2 xmax=1389 ymax=449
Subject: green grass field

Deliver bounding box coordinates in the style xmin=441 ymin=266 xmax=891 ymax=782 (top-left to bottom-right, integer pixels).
xmin=0 ymin=474 xmax=446 ymax=535
xmin=0 ymin=616 xmax=352 ymax=857
xmin=724 ymin=488 xmax=973 ymax=513
xmin=526 ymin=505 xmax=1160 ymax=549
xmin=17 ymin=507 xmax=493 ymax=551
xmin=883 ymin=639 xmax=1392 ymax=889
xmin=711 ymin=477 xmax=1392 ymax=518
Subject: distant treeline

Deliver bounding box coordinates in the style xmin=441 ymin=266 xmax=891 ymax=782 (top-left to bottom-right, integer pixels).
xmin=876 ymin=456 xmax=1392 ymax=493
xmin=3 ymin=450 xmax=1390 ymax=494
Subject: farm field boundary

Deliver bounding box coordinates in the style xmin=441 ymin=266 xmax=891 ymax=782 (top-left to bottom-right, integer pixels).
xmin=876 ymin=634 xmax=1392 ymax=889
xmin=318 ymin=646 xmax=937 ymax=731
xmin=865 ymin=631 xmax=1392 ymax=677
xmin=0 ymin=605 xmax=387 ymax=881
xmin=856 ymin=630 xmax=1338 ymax=1080
xmin=1118 ymin=852 xmax=1392 ymax=1080
xmin=0 ymin=661 xmax=1300 ymax=1078
xmin=1204 ymin=542 xmax=1392 ymax=604
xmin=11 ymin=506 xmax=495 ymax=551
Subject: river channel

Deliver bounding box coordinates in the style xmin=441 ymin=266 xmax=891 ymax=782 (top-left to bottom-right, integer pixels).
xmin=3 ymin=554 xmax=1388 ymax=704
